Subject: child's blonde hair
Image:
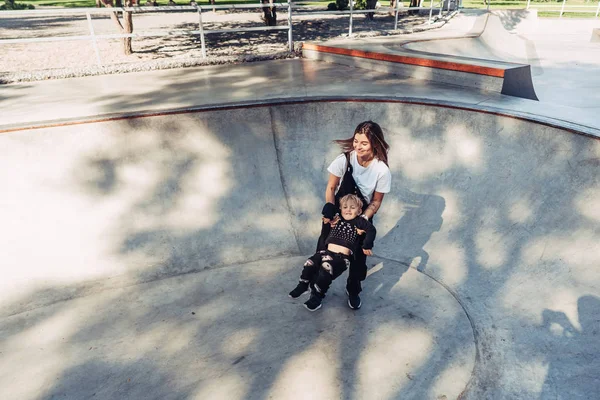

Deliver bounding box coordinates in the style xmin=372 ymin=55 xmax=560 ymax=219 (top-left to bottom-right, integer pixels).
xmin=339 ymin=194 xmax=363 ymax=212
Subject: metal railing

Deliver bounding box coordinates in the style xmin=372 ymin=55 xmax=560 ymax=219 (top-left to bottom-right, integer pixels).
xmin=533 ymin=2 xmax=600 ymax=18
xmin=0 ymin=3 xmax=291 ymax=65
xmin=0 ymin=2 xmax=454 ymax=68
xmin=456 ymin=0 xmax=600 ymax=17
xmin=526 ymin=0 xmax=600 ymax=18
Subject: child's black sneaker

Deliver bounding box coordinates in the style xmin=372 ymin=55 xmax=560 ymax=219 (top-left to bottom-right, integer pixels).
xmin=304 ymin=292 xmax=323 ymax=312
xmin=289 ymin=281 xmax=310 ymax=298
xmin=346 ymin=289 xmax=362 ymax=310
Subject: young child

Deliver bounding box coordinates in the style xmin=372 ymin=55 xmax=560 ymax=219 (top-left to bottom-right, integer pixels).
xmin=289 ymin=194 xmax=376 ymax=311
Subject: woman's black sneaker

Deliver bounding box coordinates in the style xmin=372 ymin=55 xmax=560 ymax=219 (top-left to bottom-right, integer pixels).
xmin=289 ymin=282 xmax=309 ymax=298
xmin=346 ymin=290 xmax=362 ymax=310
xmin=304 ymin=292 xmax=323 ymax=311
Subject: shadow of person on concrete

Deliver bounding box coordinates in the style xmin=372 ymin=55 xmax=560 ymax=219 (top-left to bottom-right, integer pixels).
xmin=369 ymin=191 xmax=445 ymax=299
xmin=539 ymin=295 xmax=600 ymax=399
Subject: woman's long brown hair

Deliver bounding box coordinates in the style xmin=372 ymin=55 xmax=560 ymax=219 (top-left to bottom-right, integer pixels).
xmin=334 ymin=121 xmax=390 ymax=166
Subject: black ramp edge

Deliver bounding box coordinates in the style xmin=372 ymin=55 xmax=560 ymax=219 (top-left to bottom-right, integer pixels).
xmin=501 ymin=65 xmax=539 ymax=101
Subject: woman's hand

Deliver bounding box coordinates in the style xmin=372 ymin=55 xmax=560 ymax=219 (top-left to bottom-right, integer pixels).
xmin=356 ymin=228 xmax=366 ymax=236
xmin=362 ymin=249 xmax=373 ymax=256
xmin=322 ymin=215 xmax=340 ymax=226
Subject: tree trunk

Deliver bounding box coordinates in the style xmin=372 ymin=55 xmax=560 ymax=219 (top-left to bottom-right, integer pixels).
xmin=366 ymin=0 xmax=377 ymax=19
xmin=123 ymin=0 xmax=133 ymax=55
xmin=261 ymin=0 xmax=277 ymax=26
xmin=409 ymin=0 xmax=419 ymax=14
xmin=100 ymin=0 xmax=133 ymax=55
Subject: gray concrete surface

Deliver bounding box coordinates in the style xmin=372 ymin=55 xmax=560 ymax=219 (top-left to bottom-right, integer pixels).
xmin=303 ymin=12 xmax=539 ymax=100
xmin=1 ymin=101 xmax=599 ymax=399
xmin=317 ymin=10 xmax=600 ymax=112
xmin=1 ymin=58 xmax=598 ymax=135
xmin=401 ymin=10 xmax=600 ymax=111
xmin=302 ymin=48 xmax=531 ymax=99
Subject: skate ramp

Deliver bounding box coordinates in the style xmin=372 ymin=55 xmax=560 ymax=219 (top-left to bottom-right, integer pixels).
xmin=400 ymin=11 xmax=535 ymax=64
xmin=303 ymin=11 xmax=539 ymax=100
xmin=1 ymin=101 xmax=599 ymax=399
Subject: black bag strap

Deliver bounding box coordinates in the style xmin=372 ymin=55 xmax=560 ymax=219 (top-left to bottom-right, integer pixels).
xmin=335 ymin=152 xmax=369 ymax=211
xmin=344 ymin=151 xmax=351 ymax=173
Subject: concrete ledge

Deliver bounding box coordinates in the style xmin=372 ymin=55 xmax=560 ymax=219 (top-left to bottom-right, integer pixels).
xmin=303 ymin=43 xmax=538 ymax=100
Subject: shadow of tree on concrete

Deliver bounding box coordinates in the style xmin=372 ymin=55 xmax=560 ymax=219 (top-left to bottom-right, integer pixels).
xmin=0 ymin=89 xmax=598 ymax=400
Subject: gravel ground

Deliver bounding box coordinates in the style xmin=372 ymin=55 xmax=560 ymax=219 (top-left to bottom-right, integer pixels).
xmin=0 ymin=7 xmax=455 ymax=83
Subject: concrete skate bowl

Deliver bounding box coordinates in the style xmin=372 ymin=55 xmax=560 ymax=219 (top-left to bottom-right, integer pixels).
xmin=374 ymin=11 xmax=540 ymax=100
xmin=1 ymin=100 xmax=599 ymax=399
xmin=397 ymin=11 xmax=539 ymax=65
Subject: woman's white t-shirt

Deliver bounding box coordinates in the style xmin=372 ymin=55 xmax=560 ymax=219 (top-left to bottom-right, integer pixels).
xmin=327 ymin=151 xmax=392 ymax=203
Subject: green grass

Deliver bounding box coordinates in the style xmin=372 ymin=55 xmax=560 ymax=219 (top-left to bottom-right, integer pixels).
xmin=538 ymin=10 xmax=599 ymax=17
xmin=462 ymin=0 xmax=599 ymax=17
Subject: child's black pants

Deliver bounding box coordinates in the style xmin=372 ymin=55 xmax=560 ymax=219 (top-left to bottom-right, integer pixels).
xmin=300 ymin=250 xmax=351 ymax=296
xmin=317 ymin=222 xmax=368 ymax=296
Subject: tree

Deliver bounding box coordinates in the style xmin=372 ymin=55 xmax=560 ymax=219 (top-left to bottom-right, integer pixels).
xmin=261 ymin=0 xmax=277 ymax=26
xmin=1 ymin=0 xmax=35 ymax=9
xmin=409 ymin=0 xmax=419 ymax=14
xmin=99 ymin=0 xmax=134 ymax=55
xmin=366 ymin=0 xmax=377 ymax=19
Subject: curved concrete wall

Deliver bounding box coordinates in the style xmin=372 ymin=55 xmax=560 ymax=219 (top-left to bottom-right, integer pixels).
xmin=1 ymin=101 xmax=599 ymax=397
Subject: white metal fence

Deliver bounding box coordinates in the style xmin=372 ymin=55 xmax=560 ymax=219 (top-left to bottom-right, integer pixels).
xmin=526 ymin=0 xmax=600 ymax=18
xmin=0 ymin=2 xmax=453 ymax=67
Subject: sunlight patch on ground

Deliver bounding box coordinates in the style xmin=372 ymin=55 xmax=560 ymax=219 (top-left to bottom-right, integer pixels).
xmin=290 ymin=180 xmax=321 ymax=214
xmin=429 ymin=343 xmax=475 ymax=399
xmin=222 ymin=328 xmax=260 ymax=357
xmin=522 ymin=231 xmax=600 ymax=275
xmin=475 ymin=226 xmax=508 ymax=270
xmin=475 ymin=208 xmax=512 ymax=270
xmin=545 ymin=289 xmax=581 ymax=332
xmin=392 ymin=124 xmax=484 ymax=181
xmin=501 ymin=271 xmax=582 ymax=325
xmin=268 ymin=337 xmax=341 ymax=400
xmin=191 ymin=373 xmax=249 ymax=400
xmin=446 ymin=124 xmax=484 ymax=171
xmin=574 ymin=185 xmax=600 ymax=223
xmin=226 ymin=211 xmax=295 ymax=232
xmin=231 ymin=76 xmax=269 ymax=87
xmin=438 ymin=188 xmax=462 ymax=230
xmin=356 ymin=323 xmax=433 ymax=400
xmin=508 ymin=196 xmax=534 ymax=224
xmin=428 ymin=237 xmax=467 ymax=287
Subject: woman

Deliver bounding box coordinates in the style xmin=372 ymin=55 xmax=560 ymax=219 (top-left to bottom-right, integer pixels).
xmin=318 ymin=120 xmax=391 ymax=310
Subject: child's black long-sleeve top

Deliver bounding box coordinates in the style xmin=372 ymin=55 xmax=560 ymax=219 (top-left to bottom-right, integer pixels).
xmin=325 ymin=216 xmax=376 ymax=251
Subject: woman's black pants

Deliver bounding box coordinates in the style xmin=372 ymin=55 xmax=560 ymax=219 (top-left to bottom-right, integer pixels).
xmin=316 ymin=222 xmax=367 ymax=296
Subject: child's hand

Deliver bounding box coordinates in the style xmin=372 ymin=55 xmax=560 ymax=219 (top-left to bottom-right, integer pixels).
xmin=362 ymin=249 xmax=373 ymax=256
xmin=356 ymin=228 xmax=366 ymax=236
xmin=330 ymin=215 xmax=340 ymax=226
